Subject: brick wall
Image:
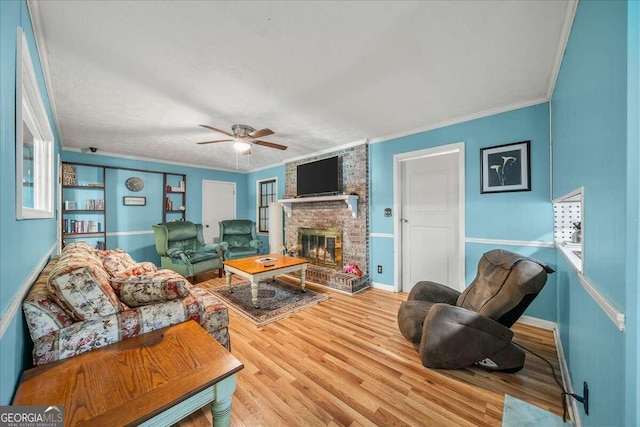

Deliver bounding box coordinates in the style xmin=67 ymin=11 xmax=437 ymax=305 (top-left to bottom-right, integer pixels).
xmin=284 ymin=144 xmax=369 ymax=277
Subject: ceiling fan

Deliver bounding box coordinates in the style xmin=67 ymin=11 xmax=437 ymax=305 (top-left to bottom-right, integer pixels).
xmin=197 ymin=124 xmax=288 ymax=154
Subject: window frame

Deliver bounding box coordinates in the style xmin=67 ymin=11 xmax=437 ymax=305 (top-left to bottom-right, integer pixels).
xmin=256 ymin=177 xmax=277 ymax=234
xmin=16 ymin=27 xmax=54 ymax=220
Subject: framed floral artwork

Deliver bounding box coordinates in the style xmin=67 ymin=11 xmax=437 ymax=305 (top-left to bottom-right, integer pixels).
xmin=480 ymin=140 xmax=531 ymax=193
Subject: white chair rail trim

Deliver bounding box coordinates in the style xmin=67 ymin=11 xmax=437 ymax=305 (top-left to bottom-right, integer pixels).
xmin=0 ymin=243 xmax=57 ymax=339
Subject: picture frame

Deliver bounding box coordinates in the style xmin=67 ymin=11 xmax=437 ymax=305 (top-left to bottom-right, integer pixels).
xmin=123 ymin=196 xmax=146 ymax=206
xmin=480 ymin=140 xmax=531 ymax=193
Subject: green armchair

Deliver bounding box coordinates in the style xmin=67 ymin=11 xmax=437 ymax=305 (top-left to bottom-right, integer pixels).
xmin=152 ymin=221 xmax=227 ymax=279
xmin=219 ymin=219 xmax=263 ymax=260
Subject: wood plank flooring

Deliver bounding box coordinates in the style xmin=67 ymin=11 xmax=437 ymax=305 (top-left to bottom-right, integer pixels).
xmin=178 ymin=274 xmax=565 ymax=426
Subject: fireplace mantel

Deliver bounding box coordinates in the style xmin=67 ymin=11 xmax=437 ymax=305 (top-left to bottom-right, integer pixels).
xmin=278 ymin=195 xmax=358 ymax=218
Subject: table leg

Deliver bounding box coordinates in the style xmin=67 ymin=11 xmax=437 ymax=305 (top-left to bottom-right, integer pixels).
xmin=211 ymin=375 xmax=237 ymax=427
xmin=251 ymin=280 xmax=259 ymax=308
xmin=300 ymin=265 xmax=307 ymax=293
xmin=226 ymin=270 xmax=233 ymax=293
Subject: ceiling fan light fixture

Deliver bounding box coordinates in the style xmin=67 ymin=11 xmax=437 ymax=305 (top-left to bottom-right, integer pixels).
xmin=233 ymin=139 xmax=252 ymax=152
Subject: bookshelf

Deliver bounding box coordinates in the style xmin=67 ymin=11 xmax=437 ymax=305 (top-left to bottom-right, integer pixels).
xmin=61 ymin=163 xmax=107 ymax=250
xmin=163 ymin=173 xmax=186 ymax=222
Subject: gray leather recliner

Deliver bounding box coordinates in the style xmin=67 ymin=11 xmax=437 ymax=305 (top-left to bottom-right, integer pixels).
xmin=397 ymin=249 xmax=554 ymax=372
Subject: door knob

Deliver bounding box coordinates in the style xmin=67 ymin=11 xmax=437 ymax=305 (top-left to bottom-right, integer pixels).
xmin=401 ymin=219 xmax=409 ymax=223
xmin=205 ymin=224 xmax=209 ymax=228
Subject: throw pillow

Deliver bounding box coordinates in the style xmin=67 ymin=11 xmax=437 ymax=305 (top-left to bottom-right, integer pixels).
xmin=22 ymin=255 xmax=74 ymax=341
xmin=48 ymin=267 xmax=122 ymax=321
xmin=110 ymin=272 xmax=190 ymax=307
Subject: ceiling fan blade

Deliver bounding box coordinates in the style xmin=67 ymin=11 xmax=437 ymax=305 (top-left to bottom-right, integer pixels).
xmin=197 ymin=139 xmax=233 ymax=145
xmin=254 ymin=140 xmax=288 ymax=150
xmin=199 ymin=124 xmax=233 ymax=137
xmin=249 ymin=128 xmax=274 ymax=139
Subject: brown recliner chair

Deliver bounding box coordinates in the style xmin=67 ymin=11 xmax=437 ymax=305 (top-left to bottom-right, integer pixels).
xmin=397 ymin=249 xmax=554 ymax=372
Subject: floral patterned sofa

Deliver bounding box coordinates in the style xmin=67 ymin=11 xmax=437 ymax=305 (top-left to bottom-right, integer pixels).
xmin=23 ymin=242 xmax=229 ymax=366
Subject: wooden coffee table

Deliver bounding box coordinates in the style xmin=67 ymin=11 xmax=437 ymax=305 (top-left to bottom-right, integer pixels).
xmin=13 ymin=321 xmax=244 ymax=427
xmin=223 ymin=254 xmax=308 ymax=308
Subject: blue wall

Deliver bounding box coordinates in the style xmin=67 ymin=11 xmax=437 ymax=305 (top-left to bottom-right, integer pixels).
xmin=0 ymin=0 xmax=61 ymax=405
xmin=61 ymin=151 xmax=247 ymax=264
xmin=369 ymin=103 xmax=556 ymax=321
xmin=551 ymin=1 xmax=637 ymax=425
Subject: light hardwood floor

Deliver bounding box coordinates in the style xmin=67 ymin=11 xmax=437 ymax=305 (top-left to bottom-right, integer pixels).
xmin=179 ymin=274 xmax=565 ymax=426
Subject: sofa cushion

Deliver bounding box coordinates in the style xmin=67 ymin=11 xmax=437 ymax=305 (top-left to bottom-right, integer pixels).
xmin=185 ymin=251 xmax=218 ymax=263
xmin=98 ymin=249 xmax=137 ymax=276
xmin=113 ymin=262 xmax=158 ymax=278
xmin=225 ymin=235 xmax=252 ymax=248
xmin=110 ymin=271 xmax=190 ymax=308
xmin=62 ymin=241 xmax=95 ymax=253
xmin=31 ymin=296 xmax=215 ymax=365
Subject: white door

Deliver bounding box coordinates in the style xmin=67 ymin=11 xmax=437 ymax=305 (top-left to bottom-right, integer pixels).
xmin=400 ymin=151 xmax=461 ymax=293
xmin=202 ymin=180 xmax=236 ymax=243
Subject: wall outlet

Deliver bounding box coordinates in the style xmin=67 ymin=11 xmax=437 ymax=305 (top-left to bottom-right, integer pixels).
xmin=377 ymin=265 xmax=382 ymax=274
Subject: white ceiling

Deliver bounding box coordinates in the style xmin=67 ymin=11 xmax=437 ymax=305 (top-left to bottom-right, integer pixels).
xmin=29 ymin=0 xmax=575 ymax=172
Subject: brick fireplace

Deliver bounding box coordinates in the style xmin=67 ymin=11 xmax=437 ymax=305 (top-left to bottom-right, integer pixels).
xmin=282 ymin=143 xmax=369 ymax=293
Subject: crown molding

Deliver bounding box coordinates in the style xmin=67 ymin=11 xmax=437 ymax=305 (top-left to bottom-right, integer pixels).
xmin=281 ymin=139 xmax=369 ymax=165
xmin=246 ymin=138 xmax=368 ymax=172
xmin=27 ymin=0 xmax=64 ymax=150
xmin=369 ymin=98 xmax=548 ymax=145
xmin=62 ymin=147 xmax=244 ymax=174
xmin=546 ymin=0 xmax=579 ymax=99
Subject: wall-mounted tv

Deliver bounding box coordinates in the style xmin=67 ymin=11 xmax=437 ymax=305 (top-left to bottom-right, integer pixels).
xmin=296 ymin=156 xmax=341 ymax=197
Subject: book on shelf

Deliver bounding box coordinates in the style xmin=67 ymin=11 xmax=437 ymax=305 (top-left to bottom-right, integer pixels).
xmin=85 ymin=199 xmax=104 ymax=210
xmin=169 ymin=180 xmax=185 ymax=192
xmin=62 ymin=164 xmax=77 ymax=186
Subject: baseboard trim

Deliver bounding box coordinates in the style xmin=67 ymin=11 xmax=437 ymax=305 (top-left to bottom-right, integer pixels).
xmin=0 ymin=243 xmax=57 ymax=339
xmin=517 ymin=315 xmax=556 ymax=330
xmin=554 ymin=327 xmax=581 ymax=427
xmin=370 ymin=281 xmax=394 ymax=292
xmin=516 ymin=316 xmax=578 ymax=426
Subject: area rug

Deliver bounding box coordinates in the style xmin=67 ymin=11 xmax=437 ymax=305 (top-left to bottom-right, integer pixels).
xmin=207 ymin=279 xmax=329 ymax=327
xmin=502 ymin=395 xmax=565 ymax=427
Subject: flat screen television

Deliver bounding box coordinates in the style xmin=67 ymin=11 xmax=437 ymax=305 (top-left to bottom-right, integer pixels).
xmin=296 ymin=156 xmax=341 ymax=197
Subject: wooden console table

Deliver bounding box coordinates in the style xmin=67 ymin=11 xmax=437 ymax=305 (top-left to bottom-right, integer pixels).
xmin=13 ymin=321 xmax=244 ymax=427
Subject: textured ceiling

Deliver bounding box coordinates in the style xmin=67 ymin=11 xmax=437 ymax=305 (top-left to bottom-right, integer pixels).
xmin=29 ymin=0 xmax=575 ymax=172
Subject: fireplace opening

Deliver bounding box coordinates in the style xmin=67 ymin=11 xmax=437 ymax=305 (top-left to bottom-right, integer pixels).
xmin=298 ymin=227 xmax=342 ymax=269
